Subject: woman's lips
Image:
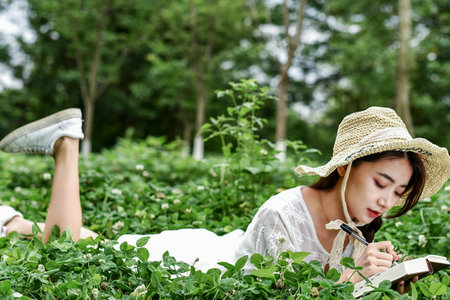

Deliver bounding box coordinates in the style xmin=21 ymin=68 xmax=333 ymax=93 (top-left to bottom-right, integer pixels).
xmin=368 ymin=209 xmax=380 ymax=218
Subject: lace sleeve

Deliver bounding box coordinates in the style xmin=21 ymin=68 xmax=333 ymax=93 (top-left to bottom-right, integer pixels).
xmin=251 ymin=205 xmax=296 ymax=259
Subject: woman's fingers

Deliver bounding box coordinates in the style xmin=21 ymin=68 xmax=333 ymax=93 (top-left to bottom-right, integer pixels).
xmin=397 ymin=276 xmax=418 ymax=294
xmin=397 ymin=280 xmax=405 ymax=294
xmin=365 ymin=241 xmax=397 ymax=266
xmin=371 ymin=240 xmax=397 ymax=258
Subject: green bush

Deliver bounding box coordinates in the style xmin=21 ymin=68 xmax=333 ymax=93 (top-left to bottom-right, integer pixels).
xmin=0 ymin=80 xmax=448 ymax=298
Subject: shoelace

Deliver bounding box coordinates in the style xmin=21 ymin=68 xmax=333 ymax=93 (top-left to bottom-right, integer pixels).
xmin=23 ymin=146 xmax=52 ymax=155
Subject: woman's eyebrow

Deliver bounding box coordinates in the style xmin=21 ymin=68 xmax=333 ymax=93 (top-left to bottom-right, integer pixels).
xmin=377 ymin=172 xmax=408 ymax=187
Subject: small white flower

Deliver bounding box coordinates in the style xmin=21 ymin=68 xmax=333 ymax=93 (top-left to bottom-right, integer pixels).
xmin=445 ymin=185 xmax=450 ymax=195
xmin=37 ymin=264 xmax=45 ymax=272
xmin=422 ymin=197 xmax=431 ymax=202
xmin=185 ymin=208 xmax=192 ymax=214
xmin=161 ymin=203 xmax=169 ymax=210
xmin=117 ymin=206 xmax=124 ymax=213
xmin=85 ymin=253 xmax=92 ymax=259
xmin=395 ymin=221 xmax=402 ymax=227
xmin=111 ymin=188 xmax=122 ymax=196
xmin=133 ymin=284 xmax=147 ymax=296
xmin=172 ymin=188 xmax=182 ymax=195
xmin=43 ymin=173 xmax=52 ymax=180
xmin=197 ymin=185 xmax=205 ymax=191
xmin=135 ymin=164 xmax=144 ymax=171
xmin=92 ymin=287 xmax=99 ymax=299
xmin=278 ymin=235 xmax=286 ymax=244
xmin=150 ymin=214 xmax=156 ymax=219
xmin=407 ymin=235 xmax=412 ymax=239
xmin=112 ymin=221 xmax=124 ymax=232
xmin=142 ymin=171 xmax=149 ymax=177
xmin=134 ymin=210 xmax=144 ymax=218
xmin=441 ymin=205 xmax=448 ymax=211
xmin=98 ymin=259 xmax=105 ymax=264
xmin=260 ymin=149 xmax=268 ymax=155
xmin=418 ymin=235 xmax=427 ymax=247
xmin=173 ymin=199 xmax=180 ymax=205
xmin=12 ymin=292 xmax=23 ymax=298
xmin=14 ymin=187 xmax=22 ymax=193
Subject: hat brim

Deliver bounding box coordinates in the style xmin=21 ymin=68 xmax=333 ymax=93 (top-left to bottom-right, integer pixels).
xmin=295 ymin=138 xmax=450 ymax=203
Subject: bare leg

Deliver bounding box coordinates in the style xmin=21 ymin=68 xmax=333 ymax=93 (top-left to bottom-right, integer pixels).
xmin=4 ymin=137 xmax=98 ymax=241
xmin=0 ymin=108 xmax=96 ymax=242
xmin=42 ymin=137 xmax=82 ymax=243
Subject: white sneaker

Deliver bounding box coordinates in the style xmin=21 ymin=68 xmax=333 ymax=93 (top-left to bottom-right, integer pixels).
xmin=0 ymin=108 xmax=84 ymax=156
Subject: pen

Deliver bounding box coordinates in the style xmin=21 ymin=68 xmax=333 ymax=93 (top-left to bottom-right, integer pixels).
xmin=340 ymin=223 xmax=369 ymax=246
xmin=340 ymin=223 xmax=398 ymax=266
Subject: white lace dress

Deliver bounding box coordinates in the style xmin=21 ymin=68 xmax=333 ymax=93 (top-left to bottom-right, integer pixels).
xmin=118 ymin=186 xmax=354 ymax=272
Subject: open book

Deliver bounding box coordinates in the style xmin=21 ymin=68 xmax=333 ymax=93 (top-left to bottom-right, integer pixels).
xmin=352 ymin=255 xmax=449 ymax=298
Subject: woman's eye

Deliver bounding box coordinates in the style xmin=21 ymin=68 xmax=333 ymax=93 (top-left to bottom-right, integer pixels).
xmin=375 ymin=181 xmax=385 ymax=188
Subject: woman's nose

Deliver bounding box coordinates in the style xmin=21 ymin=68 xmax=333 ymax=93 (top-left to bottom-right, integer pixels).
xmin=379 ymin=193 xmax=396 ymax=208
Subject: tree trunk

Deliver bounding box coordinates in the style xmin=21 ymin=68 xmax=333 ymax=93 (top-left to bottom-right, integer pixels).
xmin=275 ymin=65 xmax=289 ymax=161
xmin=81 ymin=98 xmax=94 ymax=154
xmin=396 ymin=0 xmax=414 ymax=135
xmin=275 ymin=0 xmax=307 ymax=162
xmin=193 ymin=71 xmax=206 ymax=160
xmin=182 ymin=119 xmax=192 ymax=158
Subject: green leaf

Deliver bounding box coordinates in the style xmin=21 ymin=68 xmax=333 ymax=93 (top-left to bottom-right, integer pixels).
xmin=429 ymin=282 xmax=447 ymax=295
xmin=417 ymin=282 xmax=432 ymax=298
xmin=0 ymin=280 xmax=12 ymax=295
xmin=120 ymin=241 xmax=130 ymax=252
xmin=325 ymin=268 xmax=340 ymax=281
xmin=136 ymin=236 xmax=150 ymax=247
xmin=92 ymin=274 xmax=102 ymax=285
xmin=378 ymin=280 xmax=391 ymax=290
xmin=411 ymin=282 xmax=418 ymax=300
xmin=288 ymin=251 xmax=310 ymax=264
xmin=8 ymin=231 xmax=19 ymax=246
xmin=217 ymin=262 xmax=235 ymax=271
xmin=340 ymin=257 xmax=362 ymax=270
xmin=250 ymin=265 xmax=277 ymax=279
xmin=234 ymin=255 xmax=248 ymax=270
xmin=250 ymin=253 xmax=263 ymax=268
xmin=137 ymin=247 xmax=150 ymax=262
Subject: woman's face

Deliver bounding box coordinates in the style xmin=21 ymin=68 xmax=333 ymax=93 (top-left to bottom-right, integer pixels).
xmin=343 ymin=157 xmax=413 ymax=224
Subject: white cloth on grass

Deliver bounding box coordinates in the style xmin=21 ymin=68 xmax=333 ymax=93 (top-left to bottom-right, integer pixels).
xmin=118 ymin=186 xmax=353 ymax=273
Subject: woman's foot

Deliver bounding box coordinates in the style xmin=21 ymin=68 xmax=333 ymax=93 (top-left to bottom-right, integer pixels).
xmin=0 ymin=108 xmax=84 ymax=156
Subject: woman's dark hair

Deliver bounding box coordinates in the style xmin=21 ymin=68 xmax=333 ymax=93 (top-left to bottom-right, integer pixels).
xmin=310 ymin=150 xmax=426 ymax=242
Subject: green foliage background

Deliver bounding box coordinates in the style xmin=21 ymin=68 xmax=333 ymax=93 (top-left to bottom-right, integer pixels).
xmin=0 ymin=0 xmax=449 ymax=155
xmin=0 ymin=81 xmax=448 ymax=298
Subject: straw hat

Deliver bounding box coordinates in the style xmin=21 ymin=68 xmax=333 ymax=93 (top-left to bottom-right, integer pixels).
xmin=295 ymin=106 xmax=450 ymax=203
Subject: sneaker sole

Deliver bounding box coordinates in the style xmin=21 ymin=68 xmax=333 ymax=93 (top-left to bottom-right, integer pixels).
xmin=0 ymin=108 xmax=82 ymax=150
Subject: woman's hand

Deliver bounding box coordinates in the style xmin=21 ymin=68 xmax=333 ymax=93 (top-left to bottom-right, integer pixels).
xmin=338 ymin=241 xmax=398 ymax=283
xmin=396 ymin=275 xmax=419 ymax=294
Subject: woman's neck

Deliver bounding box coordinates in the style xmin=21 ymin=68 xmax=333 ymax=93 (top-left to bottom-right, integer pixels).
xmin=317 ymin=185 xmax=347 ymax=224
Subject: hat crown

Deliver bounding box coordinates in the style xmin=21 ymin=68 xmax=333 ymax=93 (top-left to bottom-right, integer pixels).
xmin=333 ymin=107 xmax=408 ymax=156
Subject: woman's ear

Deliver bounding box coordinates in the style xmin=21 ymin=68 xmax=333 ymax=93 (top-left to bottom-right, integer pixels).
xmin=337 ymin=165 xmax=347 ymax=176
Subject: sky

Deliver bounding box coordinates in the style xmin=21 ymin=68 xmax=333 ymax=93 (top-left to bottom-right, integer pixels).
xmin=0 ymin=0 xmax=34 ymax=91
